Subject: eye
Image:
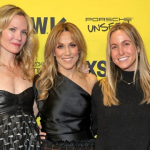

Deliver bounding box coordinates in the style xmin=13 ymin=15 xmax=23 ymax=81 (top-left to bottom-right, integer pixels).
xmin=57 ymin=45 xmax=63 ymax=49
xmin=70 ymin=43 xmax=76 ymax=48
xmin=9 ymin=28 xmax=15 ymax=32
xmin=111 ymin=45 xmax=117 ymax=50
xmin=124 ymin=42 xmax=130 ymax=46
xmin=22 ymin=31 xmax=27 ymax=35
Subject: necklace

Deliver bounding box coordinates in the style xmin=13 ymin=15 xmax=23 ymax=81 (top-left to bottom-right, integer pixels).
xmin=0 ymin=60 xmax=16 ymax=75
xmin=121 ymin=78 xmax=139 ymax=85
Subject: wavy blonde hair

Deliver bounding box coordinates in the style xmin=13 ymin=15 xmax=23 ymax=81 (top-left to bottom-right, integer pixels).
xmin=101 ymin=22 xmax=150 ymax=106
xmin=36 ymin=22 xmax=87 ymax=100
xmin=0 ymin=4 xmax=38 ymax=81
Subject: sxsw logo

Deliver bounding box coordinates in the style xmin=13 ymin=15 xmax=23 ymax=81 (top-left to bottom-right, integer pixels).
xmin=87 ymin=60 xmax=106 ymax=77
xmin=31 ymin=17 xmax=66 ymax=34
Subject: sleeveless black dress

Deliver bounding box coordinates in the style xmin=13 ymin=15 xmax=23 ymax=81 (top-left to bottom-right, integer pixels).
xmin=0 ymin=87 xmax=41 ymax=150
xmin=37 ymin=73 xmax=95 ymax=150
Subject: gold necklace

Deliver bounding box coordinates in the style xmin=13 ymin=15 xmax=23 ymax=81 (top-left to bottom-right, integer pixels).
xmin=0 ymin=60 xmax=16 ymax=75
xmin=121 ymin=78 xmax=139 ymax=85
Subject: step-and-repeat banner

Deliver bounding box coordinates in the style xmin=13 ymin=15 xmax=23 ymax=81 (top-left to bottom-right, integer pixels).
xmin=1 ymin=0 xmax=150 ymax=79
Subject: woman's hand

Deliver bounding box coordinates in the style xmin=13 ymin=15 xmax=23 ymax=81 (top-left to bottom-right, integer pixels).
xmin=79 ymin=64 xmax=90 ymax=74
xmin=39 ymin=124 xmax=46 ymax=140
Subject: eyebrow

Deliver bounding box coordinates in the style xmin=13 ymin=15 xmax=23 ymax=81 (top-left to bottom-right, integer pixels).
xmin=110 ymin=40 xmax=131 ymax=46
xmin=122 ymin=40 xmax=131 ymax=43
xmin=9 ymin=25 xmax=27 ymax=30
xmin=57 ymin=41 xmax=76 ymax=44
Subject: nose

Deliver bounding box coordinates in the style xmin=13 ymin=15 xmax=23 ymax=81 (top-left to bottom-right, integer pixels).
xmin=118 ymin=46 xmax=124 ymax=55
xmin=64 ymin=46 xmax=71 ymax=55
xmin=15 ymin=31 xmax=22 ymax=41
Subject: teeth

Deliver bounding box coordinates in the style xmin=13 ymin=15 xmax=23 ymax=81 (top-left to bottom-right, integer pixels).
xmin=119 ymin=57 xmax=128 ymax=61
xmin=63 ymin=58 xmax=72 ymax=61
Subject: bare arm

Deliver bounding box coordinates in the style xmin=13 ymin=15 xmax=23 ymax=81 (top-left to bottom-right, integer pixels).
xmin=33 ymin=100 xmax=39 ymax=117
xmin=86 ymin=73 xmax=98 ymax=95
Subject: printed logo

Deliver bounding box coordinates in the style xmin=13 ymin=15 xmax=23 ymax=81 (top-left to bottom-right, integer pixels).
xmin=85 ymin=17 xmax=133 ymax=32
xmin=31 ymin=17 xmax=66 ymax=34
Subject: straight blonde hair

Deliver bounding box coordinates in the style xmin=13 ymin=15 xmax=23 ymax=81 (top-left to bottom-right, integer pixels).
xmin=101 ymin=22 xmax=150 ymax=106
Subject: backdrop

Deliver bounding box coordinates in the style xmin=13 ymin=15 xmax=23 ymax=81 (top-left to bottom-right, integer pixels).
xmin=1 ymin=0 xmax=150 ymax=79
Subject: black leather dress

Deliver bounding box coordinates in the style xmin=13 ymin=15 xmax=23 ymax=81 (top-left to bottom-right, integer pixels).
xmin=0 ymin=87 xmax=41 ymax=150
xmin=37 ymin=73 xmax=95 ymax=150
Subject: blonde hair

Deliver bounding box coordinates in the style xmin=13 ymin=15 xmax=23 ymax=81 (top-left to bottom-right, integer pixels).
xmin=101 ymin=22 xmax=150 ymax=106
xmin=36 ymin=22 xmax=87 ymax=100
xmin=0 ymin=4 xmax=38 ymax=81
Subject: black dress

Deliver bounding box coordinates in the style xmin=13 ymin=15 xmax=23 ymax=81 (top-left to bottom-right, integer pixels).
xmin=37 ymin=73 xmax=95 ymax=150
xmin=91 ymin=70 xmax=150 ymax=150
xmin=0 ymin=87 xmax=41 ymax=150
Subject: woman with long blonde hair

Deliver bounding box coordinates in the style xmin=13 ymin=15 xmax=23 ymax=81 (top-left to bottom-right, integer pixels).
xmin=0 ymin=4 xmax=42 ymax=149
xmin=92 ymin=22 xmax=150 ymax=150
xmin=35 ymin=22 xmax=97 ymax=150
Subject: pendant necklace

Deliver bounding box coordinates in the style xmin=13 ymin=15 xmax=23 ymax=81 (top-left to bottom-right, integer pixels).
xmin=121 ymin=78 xmax=139 ymax=85
xmin=0 ymin=60 xmax=16 ymax=75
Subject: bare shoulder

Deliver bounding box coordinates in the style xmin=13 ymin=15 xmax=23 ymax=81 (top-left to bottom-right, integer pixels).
xmin=85 ymin=73 xmax=98 ymax=88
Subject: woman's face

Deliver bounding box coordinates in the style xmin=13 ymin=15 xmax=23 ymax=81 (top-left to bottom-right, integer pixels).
xmin=110 ymin=29 xmax=140 ymax=71
xmin=55 ymin=31 xmax=79 ymax=73
xmin=0 ymin=15 xmax=28 ymax=54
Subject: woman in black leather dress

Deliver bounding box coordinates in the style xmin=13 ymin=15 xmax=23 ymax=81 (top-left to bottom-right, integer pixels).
xmin=0 ymin=5 xmax=41 ymax=150
xmin=35 ymin=22 xmax=97 ymax=150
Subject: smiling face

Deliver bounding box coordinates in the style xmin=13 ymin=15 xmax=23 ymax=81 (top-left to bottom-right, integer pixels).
xmin=110 ymin=29 xmax=140 ymax=71
xmin=0 ymin=15 xmax=28 ymax=55
xmin=54 ymin=31 xmax=79 ymax=73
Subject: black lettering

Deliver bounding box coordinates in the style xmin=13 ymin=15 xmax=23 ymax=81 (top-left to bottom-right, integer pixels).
xmin=86 ymin=61 xmax=97 ymax=75
xmin=87 ymin=25 xmax=94 ymax=32
xmin=101 ymin=23 xmax=109 ymax=31
xmin=92 ymin=18 xmax=99 ymax=21
xmin=99 ymin=18 xmax=105 ymax=21
xmin=85 ymin=18 xmax=92 ymax=21
xmin=31 ymin=17 xmax=48 ymax=34
xmin=124 ymin=17 xmax=133 ymax=23
xmin=106 ymin=18 xmax=112 ymax=21
xmin=108 ymin=22 xmax=115 ymax=30
xmin=34 ymin=68 xmax=41 ymax=74
xmin=97 ymin=61 xmax=106 ymax=77
xmin=118 ymin=18 xmax=125 ymax=21
xmin=87 ymin=23 xmax=117 ymax=32
xmin=85 ymin=17 xmax=133 ymax=22
xmin=34 ymin=62 xmax=44 ymax=67
xmin=94 ymin=25 xmax=101 ymax=31
xmin=112 ymin=18 xmax=118 ymax=21
xmin=50 ymin=17 xmax=67 ymax=30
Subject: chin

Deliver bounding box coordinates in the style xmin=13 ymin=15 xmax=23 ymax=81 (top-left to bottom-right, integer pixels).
xmin=63 ymin=65 xmax=76 ymax=70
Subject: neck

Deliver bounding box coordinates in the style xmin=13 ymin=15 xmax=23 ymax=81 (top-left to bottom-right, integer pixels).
xmin=58 ymin=67 xmax=78 ymax=80
xmin=120 ymin=70 xmax=140 ymax=85
xmin=0 ymin=50 xmax=16 ymax=67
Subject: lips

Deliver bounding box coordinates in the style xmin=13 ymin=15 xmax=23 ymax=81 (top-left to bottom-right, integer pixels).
xmin=118 ymin=56 xmax=129 ymax=61
xmin=62 ymin=57 xmax=73 ymax=62
xmin=11 ymin=43 xmax=21 ymax=46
